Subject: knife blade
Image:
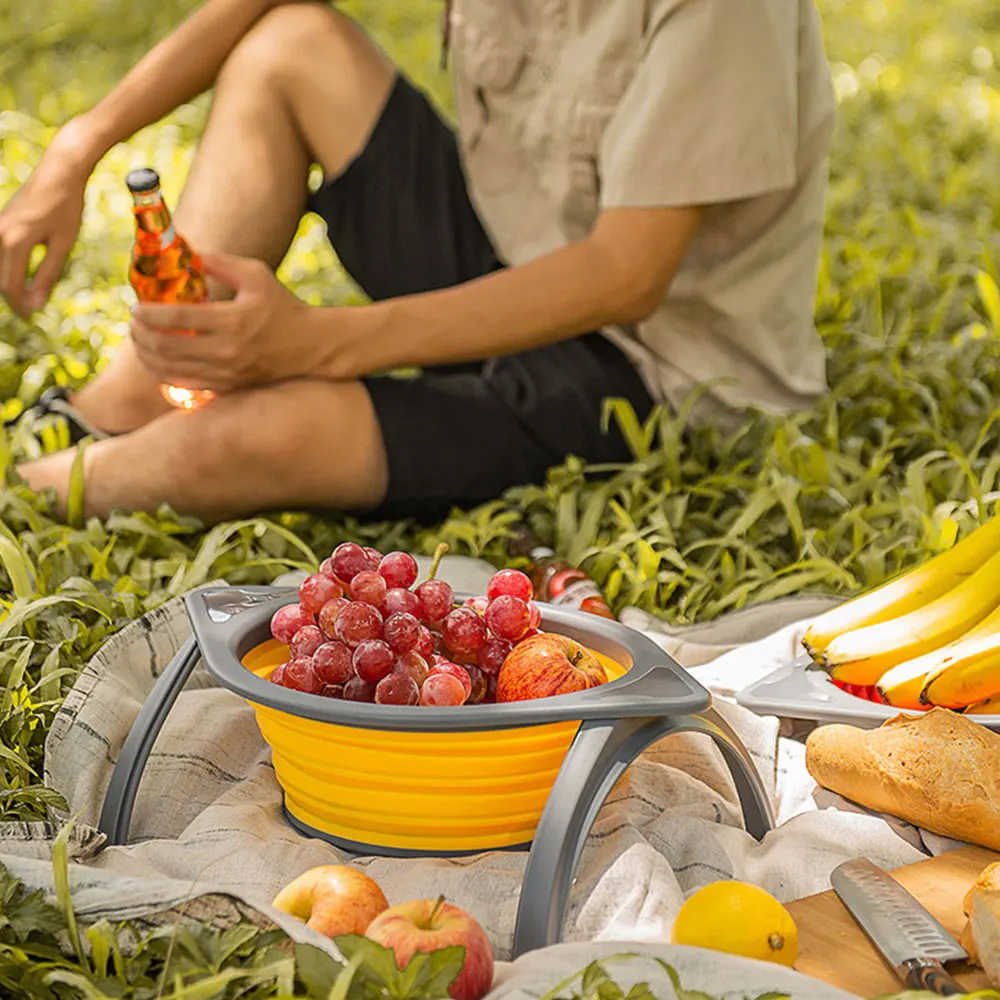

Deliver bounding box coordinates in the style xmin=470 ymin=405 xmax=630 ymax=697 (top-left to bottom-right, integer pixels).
xmin=831 ymin=858 xmax=967 ymax=996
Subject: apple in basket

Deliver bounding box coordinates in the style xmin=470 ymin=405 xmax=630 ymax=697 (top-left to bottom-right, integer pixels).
xmin=366 ymin=896 xmax=494 ymax=1000
xmin=496 ymin=632 xmax=606 ymax=702
xmin=272 ymin=865 xmax=388 ymax=937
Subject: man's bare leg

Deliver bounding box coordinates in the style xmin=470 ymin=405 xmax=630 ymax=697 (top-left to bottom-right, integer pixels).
xmin=69 ymin=4 xmax=395 ymax=433
xmin=24 ymin=377 xmax=388 ymax=521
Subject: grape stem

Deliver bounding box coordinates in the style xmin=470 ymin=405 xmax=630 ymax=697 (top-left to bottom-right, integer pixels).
xmin=425 ymin=543 xmax=449 ymax=582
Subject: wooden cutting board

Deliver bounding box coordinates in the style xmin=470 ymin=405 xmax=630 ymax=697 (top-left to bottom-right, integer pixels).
xmin=786 ymin=845 xmax=1000 ymax=997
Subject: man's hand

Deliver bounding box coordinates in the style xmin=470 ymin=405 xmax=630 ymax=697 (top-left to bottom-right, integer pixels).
xmin=0 ymin=125 xmax=94 ymax=317
xmin=131 ymin=252 xmax=316 ymax=392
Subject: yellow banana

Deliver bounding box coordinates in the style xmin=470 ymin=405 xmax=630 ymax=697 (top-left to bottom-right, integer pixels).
xmin=966 ymin=693 xmax=1000 ymax=714
xmin=876 ymin=604 xmax=1000 ymax=708
xmin=876 ymin=657 xmax=936 ymax=709
xmin=821 ymin=547 xmax=1000 ymax=685
xmin=920 ymin=629 xmax=1000 ymax=708
xmin=802 ymin=515 xmax=1000 ymax=658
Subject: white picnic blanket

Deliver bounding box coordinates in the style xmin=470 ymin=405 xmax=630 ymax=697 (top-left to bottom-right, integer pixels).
xmin=0 ymin=556 xmax=963 ymax=978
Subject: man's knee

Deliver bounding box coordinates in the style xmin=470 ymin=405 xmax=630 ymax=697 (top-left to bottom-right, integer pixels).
xmin=220 ymin=3 xmax=362 ymax=90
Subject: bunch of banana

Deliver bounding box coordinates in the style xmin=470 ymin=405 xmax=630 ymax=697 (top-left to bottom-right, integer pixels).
xmin=802 ymin=515 xmax=1000 ymax=711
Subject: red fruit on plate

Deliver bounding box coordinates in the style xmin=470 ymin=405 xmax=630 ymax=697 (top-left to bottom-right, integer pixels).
xmin=314 ymin=641 xmax=354 ymax=686
xmin=349 ymin=570 xmax=388 ymax=607
xmin=353 ymin=639 xmax=395 ymax=684
xmin=330 ymin=542 xmax=370 ymax=583
xmin=414 ymin=579 xmax=454 ymax=623
xmin=497 ymin=633 xmax=606 ymax=703
xmin=271 ymin=604 xmax=315 ymax=645
xmin=335 ymin=602 xmax=383 ymax=648
xmin=382 ymin=587 xmax=421 ymax=618
xmin=363 ymin=546 xmax=384 ymax=569
xmin=318 ymin=597 xmax=351 ymax=639
xmin=465 ymin=664 xmax=488 ymax=704
xmin=321 ymin=683 xmax=345 ymax=699
xmin=414 ymin=624 xmax=435 ymax=660
xmin=270 ymin=663 xmax=287 ymax=685
xmin=365 ymin=897 xmax=494 ymax=1000
xmin=463 ymin=596 xmax=489 ymax=615
xmin=299 ymin=573 xmax=343 ymax=615
xmin=290 ymin=625 xmax=325 ymax=659
xmin=383 ymin=612 xmax=421 ymax=654
xmin=430 ymin=661 xmax=472 ymax=699
xmin=375 ymin=672 xmax=420 ymax=706
xmin=484 ymin=595 xmax=530 ymax=642
xmin=284 ymin=656 xmax=324 ymax=695
xmin=420 ymin=673 xmax=467 ymax=706
xmin=476 ymin=638 xmax=511 ymax=676
xmin=394 ymin=650 xmax=430 ymax=687
xmin=319 ymin=557 xmax=342 ymax=582
xmin=486 ymin=568 xmax=533 ymax=604
xmin=516 ymin=628 xmax=540 ymax=645
xmin=527 ymin=602 xmax=541 ymax=630
xmin=379 ymin=551 xmax=419 ymax=590
xmin=441 ymin=608 xmax=488 ymax=657
xmin=343 ymin=676 xmax=376 ymax=702
xmin=273 ymin=865 xmax=388 ymax=938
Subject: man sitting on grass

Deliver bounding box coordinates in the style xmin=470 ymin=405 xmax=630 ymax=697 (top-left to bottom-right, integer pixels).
xmin=0 ymin=0 xmax=836 ymax=525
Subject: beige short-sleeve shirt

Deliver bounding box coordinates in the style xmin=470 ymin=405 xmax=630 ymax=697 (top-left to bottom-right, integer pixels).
xmin=449 ymin=0 xmax=837 ymax=415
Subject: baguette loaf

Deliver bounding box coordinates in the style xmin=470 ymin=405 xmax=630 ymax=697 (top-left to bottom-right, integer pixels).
xmin=970 ymin=889 xmax=1000 ymax=987
xmin=959 ymin=863 xmax=1000 ymax=968
xmin=804 ymin=708 xmax=1000 ymax=850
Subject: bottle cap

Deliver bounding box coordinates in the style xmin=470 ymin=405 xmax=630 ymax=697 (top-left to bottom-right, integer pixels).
xmin=126 ymin=168 xmax=161 ymax=193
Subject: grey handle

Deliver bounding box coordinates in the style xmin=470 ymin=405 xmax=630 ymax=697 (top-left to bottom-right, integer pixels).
xmin=97 ymin=636 xmax=202 ymax=845
xmin=510 ymin=705 xmax=775 ymax=957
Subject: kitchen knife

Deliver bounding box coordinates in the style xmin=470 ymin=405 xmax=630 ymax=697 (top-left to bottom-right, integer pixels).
xmin=831 ymin=858 xmax=968 ymax=996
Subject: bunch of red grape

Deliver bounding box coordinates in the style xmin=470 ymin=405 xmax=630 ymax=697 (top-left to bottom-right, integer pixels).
xmin=267 ymin=544 xmax=542 ymax=707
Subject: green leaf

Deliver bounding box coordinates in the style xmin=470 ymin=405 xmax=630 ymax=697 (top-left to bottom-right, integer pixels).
xmin=976 ymin=269 xmax=1000 ymax=331
xmin=66 ymin=436 xmax=90 ymax=530
xmin=51 ymin=819 xmax=87 ymax=971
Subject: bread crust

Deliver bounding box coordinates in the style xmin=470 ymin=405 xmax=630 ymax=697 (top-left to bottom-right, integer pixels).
xmin=804 ymin=708 xmax=1000 ymax=849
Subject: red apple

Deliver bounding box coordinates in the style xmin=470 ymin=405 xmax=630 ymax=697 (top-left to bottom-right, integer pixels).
xmin=272 ymin=865 xmax=388 ymax=938
xmin=365 ymin=896 xmax=494 ymax=1000
xmin=496 ymin=632 xmax=607 ymax=703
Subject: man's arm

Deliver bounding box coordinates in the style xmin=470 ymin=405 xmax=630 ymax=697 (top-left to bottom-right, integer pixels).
xmin=0 ymin=0 xmax=306 ymax=315
xmin=319 ymin=205 xmax=701 ymax=378
xmin=65 ymin=0 xmax=309 ymax=169
xmin=129 ymin=205 xmax=701 ymax=391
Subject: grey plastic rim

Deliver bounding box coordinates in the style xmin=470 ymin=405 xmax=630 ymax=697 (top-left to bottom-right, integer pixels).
xmin=185 ymin=585 xmax=710 ymax=731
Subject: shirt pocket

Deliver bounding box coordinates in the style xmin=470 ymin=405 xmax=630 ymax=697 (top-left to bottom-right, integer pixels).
xmin=453 ymin=0 xmax=530 ymax=94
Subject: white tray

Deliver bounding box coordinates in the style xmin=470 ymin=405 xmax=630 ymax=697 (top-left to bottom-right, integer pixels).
xmin=736 ymin=654 xmax=1000 ymax=731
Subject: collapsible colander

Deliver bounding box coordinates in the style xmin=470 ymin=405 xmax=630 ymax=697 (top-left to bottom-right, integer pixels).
xmin=99 ymin=585 xmax=774 ymax=957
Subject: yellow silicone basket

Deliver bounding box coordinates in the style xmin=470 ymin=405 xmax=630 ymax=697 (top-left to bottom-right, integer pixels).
xmin=242 ymin=638 xmax=626 ymax=854
xmin=101 ymin=585 xmax=773 ymax=959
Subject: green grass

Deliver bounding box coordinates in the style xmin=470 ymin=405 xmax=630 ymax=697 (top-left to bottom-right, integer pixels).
xmin=1 ymin=0 xmax=1000 ymax=820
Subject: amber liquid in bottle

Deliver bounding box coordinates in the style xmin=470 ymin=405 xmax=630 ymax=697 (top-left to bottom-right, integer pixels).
xmin=126 ymin=168 xmax=214 ymax=411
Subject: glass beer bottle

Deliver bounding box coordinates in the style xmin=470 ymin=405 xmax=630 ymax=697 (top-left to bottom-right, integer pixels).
xmin=509 ymin=525 xmax=616 ymax=619
xmin=125 ymin=168 xmax=214 ymax=411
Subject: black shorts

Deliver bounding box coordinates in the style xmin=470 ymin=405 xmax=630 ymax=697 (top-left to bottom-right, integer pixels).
xmin=307 ymin=74 xmax=654 ymax=523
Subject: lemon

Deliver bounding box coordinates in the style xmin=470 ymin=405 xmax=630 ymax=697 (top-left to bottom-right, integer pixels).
xmin=671 ymin=880 xmax=799 ymax=968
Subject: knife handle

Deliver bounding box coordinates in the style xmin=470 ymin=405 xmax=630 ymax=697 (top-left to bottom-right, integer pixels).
xmin=900 ymin=957 xmax=965 ymax=995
